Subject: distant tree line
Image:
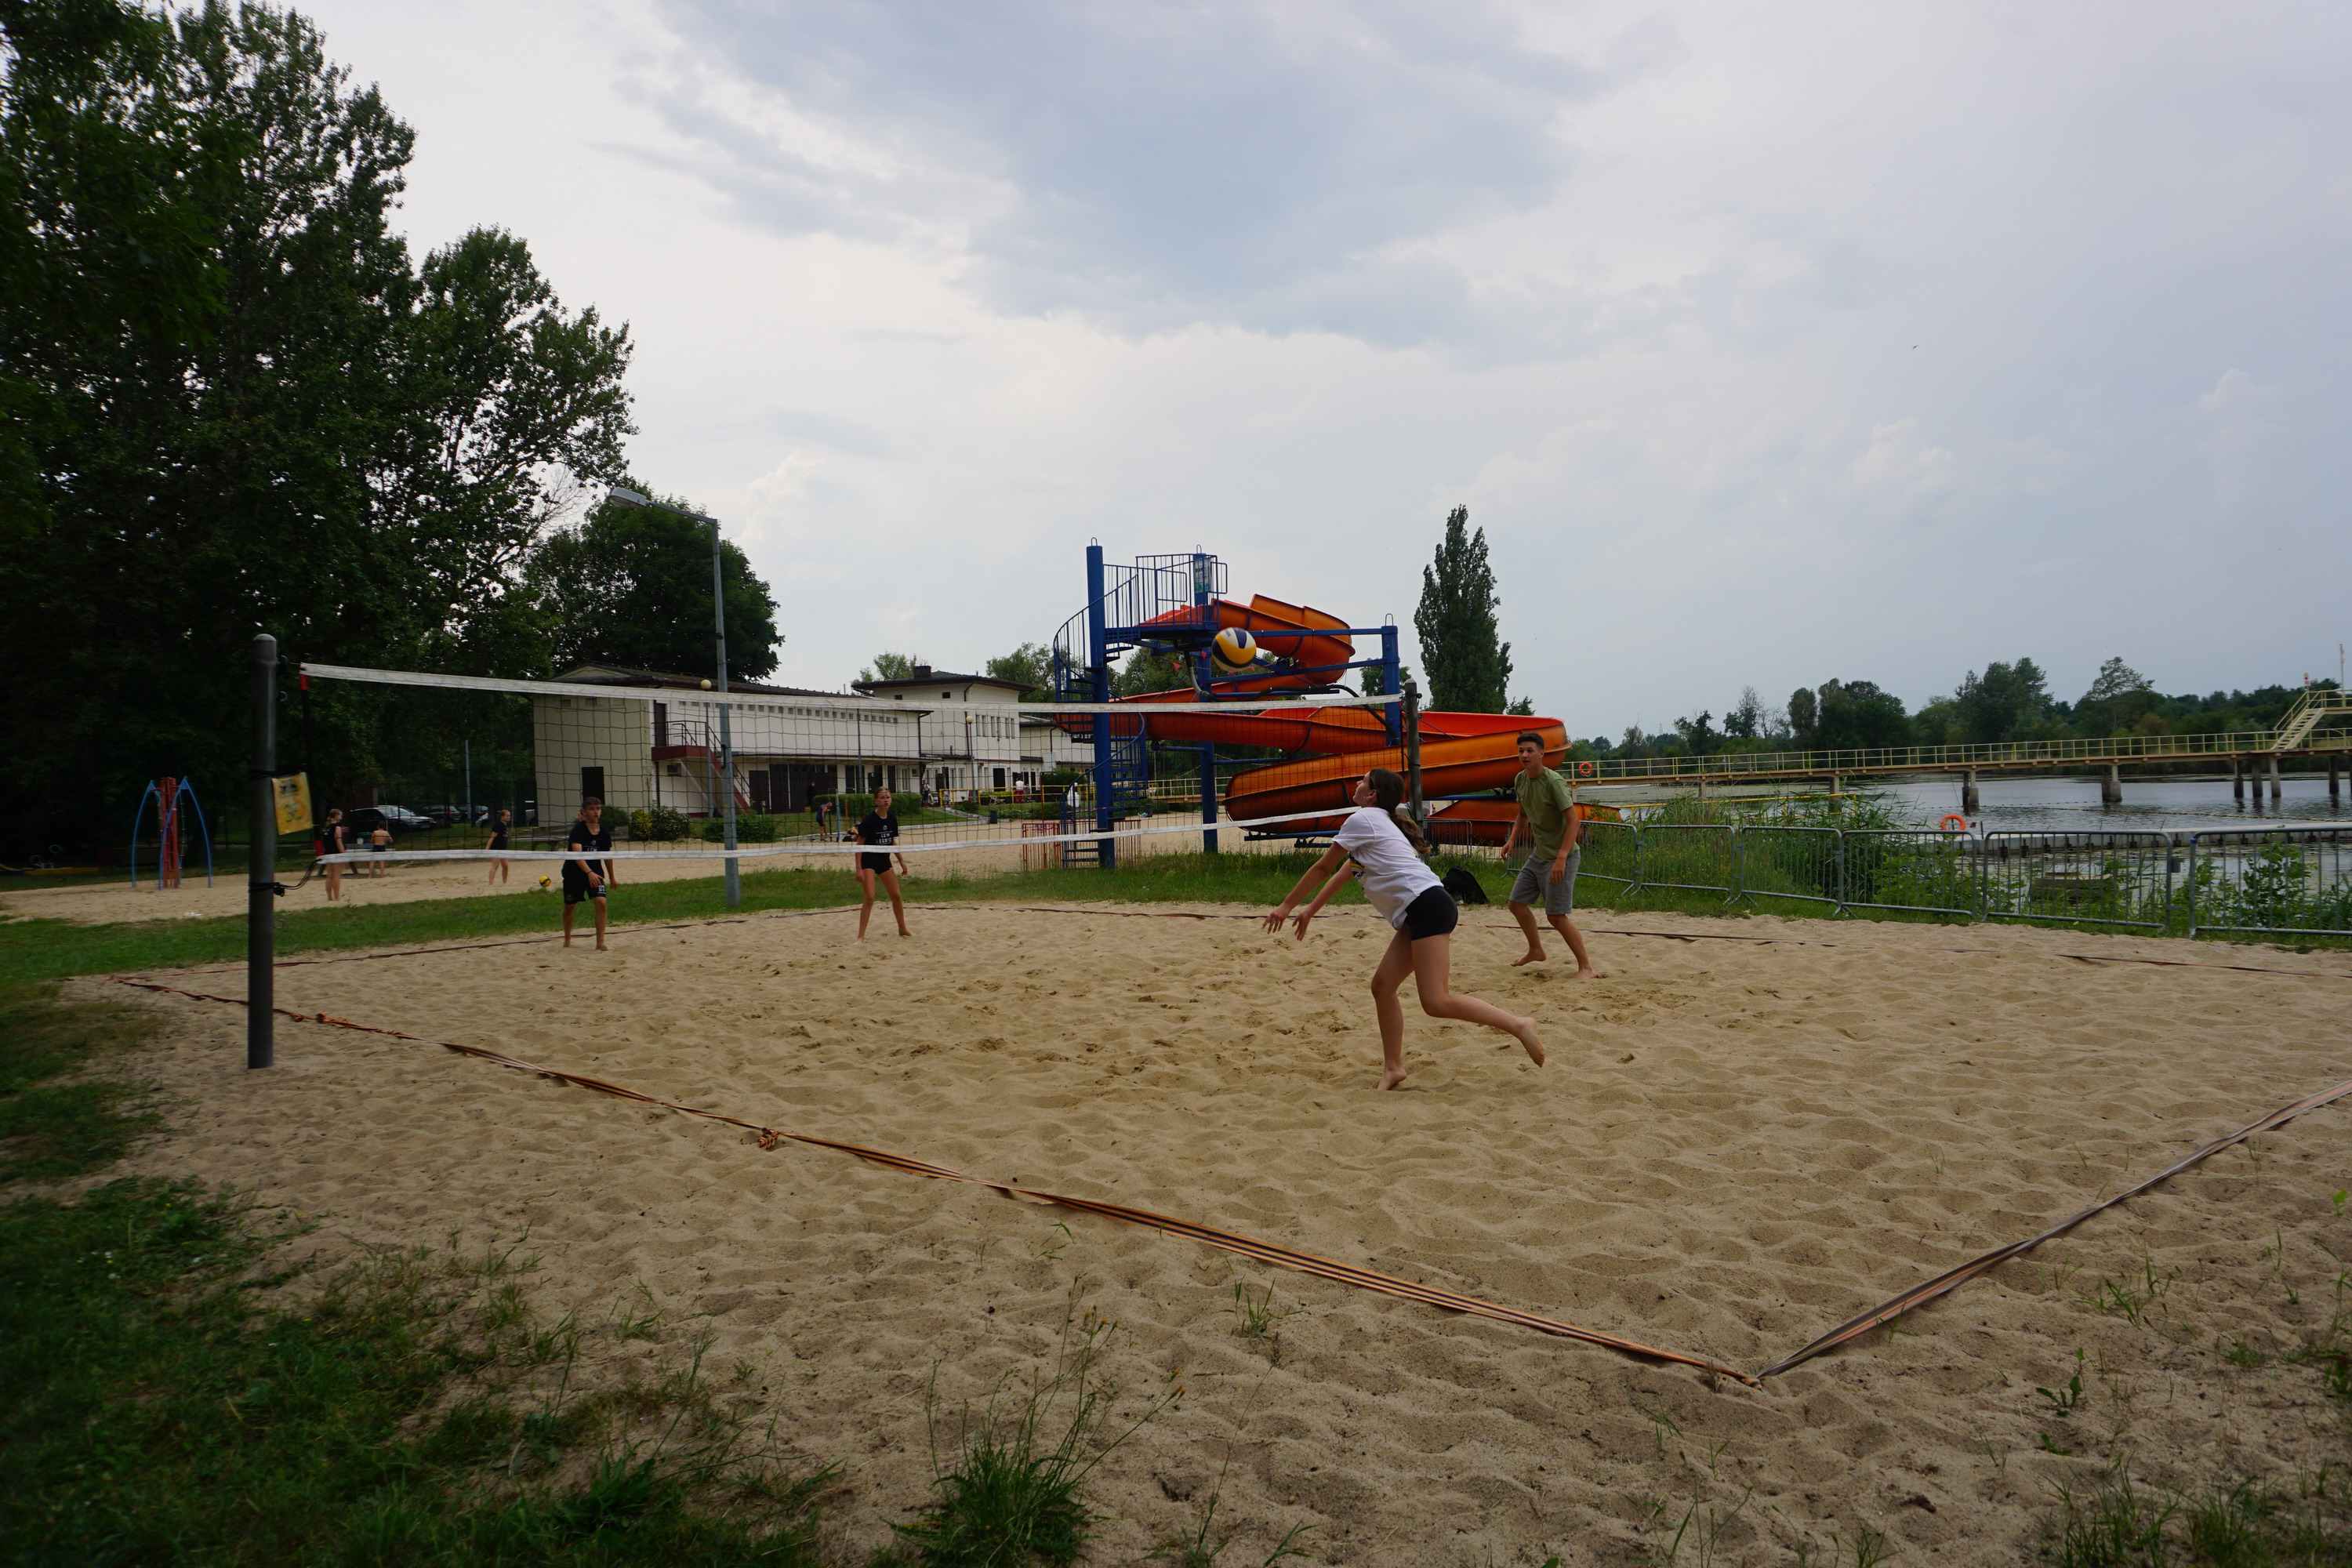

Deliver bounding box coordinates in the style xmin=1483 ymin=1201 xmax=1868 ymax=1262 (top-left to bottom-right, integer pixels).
xmin=1572 ymin=658 xmax=2336 ymax=764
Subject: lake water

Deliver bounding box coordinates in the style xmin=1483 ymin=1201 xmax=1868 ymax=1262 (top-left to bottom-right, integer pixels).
xmin=1589 ymin=772 xmax=2349 ymax=835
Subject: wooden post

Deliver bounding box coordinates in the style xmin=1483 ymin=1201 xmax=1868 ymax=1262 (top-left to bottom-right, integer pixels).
xmin=2330 ymin=757 xmax=2342 ymax=805
xmin=2232 ymin=757 xmax=2245 ymax=802
xmin=2268 ymin=756 xmax=2283 ymax=799
xmin=1962 ymin=768 xmax=1980 ymax=813
xmin=2102 ymin=764 xmax=2122 ymax=805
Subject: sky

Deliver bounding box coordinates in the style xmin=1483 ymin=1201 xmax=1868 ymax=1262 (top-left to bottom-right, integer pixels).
xmin=299 ymin=0 xmax=2349 ymax=735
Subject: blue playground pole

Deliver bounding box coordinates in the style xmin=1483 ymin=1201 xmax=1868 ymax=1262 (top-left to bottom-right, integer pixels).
xmin=1194 ymin=551 xmax=1218 ymax=855
xmin=1381 ymin=625 xmax=1402 ymax=746
xmin=1086 ymin=543 xmax=1115 ymax=869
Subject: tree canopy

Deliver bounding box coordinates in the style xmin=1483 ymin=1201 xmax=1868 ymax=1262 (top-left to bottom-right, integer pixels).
xmin=528 ymin=488 xmax=780 ymax=680
xmin=1 ymin=0 xmax=634 ymax=849
xmin=1413 ymin=506 xmax=1515 ymax=713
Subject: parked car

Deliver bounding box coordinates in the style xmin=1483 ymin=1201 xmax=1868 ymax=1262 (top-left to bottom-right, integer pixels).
xmin=347 ymin=805 xmax=434 ymax=836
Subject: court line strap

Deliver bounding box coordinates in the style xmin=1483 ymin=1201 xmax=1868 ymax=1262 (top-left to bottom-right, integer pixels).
xmin=1755 ymin=1070 xmax=2352 ymax=1378
xmin=112 ymin=978 xmax=1759 ymax=1387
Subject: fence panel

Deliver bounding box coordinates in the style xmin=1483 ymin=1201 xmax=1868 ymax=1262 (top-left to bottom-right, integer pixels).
xmin=1980 ymin=830 xmax=2176 ymax=931
xmin=1840 ymin=829 xmax=1978 ymax=920
xmin=1575 ymin=820 xmax=1641 ymax=900
xmin=1735 ymin=826 xmax=1843 ymax=911
xmin=1638 ymin=824 xmax=1738 ymax=902
xmin=2187 ymin=826 xmax=2352 ymax=940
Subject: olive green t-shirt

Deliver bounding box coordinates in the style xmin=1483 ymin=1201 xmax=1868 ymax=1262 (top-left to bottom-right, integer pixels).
xmin=1515 ymin=767 xmax=1576 ymax=863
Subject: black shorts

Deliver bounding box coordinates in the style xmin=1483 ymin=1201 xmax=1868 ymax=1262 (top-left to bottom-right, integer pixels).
xmin=563 ymin=873 xmax=606 ymax=906
xmin=859 ymin=854 xmax=895 ymax=875
xmin=1400 ymin=885 xmax=1459 ymax=942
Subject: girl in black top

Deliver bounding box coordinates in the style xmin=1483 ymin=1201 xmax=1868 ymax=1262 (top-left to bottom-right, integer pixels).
xmin=485 ymin=808 xmax=512 ymax=886
xmin=321 ymin=809 xmax=347 ymax=902
xmin=855 ymin=787 xmax=912 ymax=939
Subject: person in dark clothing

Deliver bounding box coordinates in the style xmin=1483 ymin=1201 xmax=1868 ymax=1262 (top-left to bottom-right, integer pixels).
xmin=321 ymin=808 xmax=347 ymax=902
xmin=855 ymin=786 xmax=912 ymax=940
xmin=485 ymin=808 xmax=513 ymax=886
xmin=562 ymin=797 xmax=617 ymax=950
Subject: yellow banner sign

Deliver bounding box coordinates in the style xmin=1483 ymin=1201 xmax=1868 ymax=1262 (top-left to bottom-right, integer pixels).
xmin=272 ymin=772 xmax=314 ymax=837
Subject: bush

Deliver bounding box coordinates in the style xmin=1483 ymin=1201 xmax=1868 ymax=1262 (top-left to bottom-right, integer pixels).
xmin=695 ymin=814 xmax=780 ymax=844
xmin=631 ymin=804 xmax=691 ymax=842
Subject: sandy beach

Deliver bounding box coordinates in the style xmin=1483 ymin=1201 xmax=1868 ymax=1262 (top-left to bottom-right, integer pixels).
xmin=87 ymin=903 xmax=2352 ymax=1563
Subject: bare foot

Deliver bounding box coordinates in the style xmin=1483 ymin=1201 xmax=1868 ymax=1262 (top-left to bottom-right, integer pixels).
xmin=595 ymin=942 xmax=607 ymax=952
xmin=1379 ymin=1065 xmax=1410 ymax=1091
xmin=1511 ymin=1017 xmax=1546 ymax=1067
xmin=898 ymin=927 xmax=912 ymax=938
xmin=1512 ymin=948 xmax=1547 ymax=967
xmin=1573 ymin=966 xmax=1599 ymax=980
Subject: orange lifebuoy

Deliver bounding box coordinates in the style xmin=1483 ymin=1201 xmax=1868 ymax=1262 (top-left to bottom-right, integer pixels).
xmin=1939 ymin=814 xmax=1969 ymax=833
xmin=1575 ymin=760 xmax=1595 ymax=779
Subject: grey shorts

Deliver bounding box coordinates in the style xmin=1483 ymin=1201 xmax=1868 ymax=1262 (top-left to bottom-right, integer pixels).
xmin=1509 ymin=850 xmax=1580 ymax=916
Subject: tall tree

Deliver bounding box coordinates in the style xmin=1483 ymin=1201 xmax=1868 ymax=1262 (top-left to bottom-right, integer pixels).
xmin=858 ymin=652 xmax=920 ymax=684
xmin=1787 ymin=687 xmax=1819 ymax=748
xmin=1413 ymin=506 xmax=1513 ymax=713
xmin=1952 ymin=658 xmax=2051 ymax=743
xmin=1674 ymin=710 xmax=1719 ymax=754
xmin=1725 ymin=686 xmax=1765 ymax=740
xmin=527 ymin=488 xmax=781 ymax=679
xmin=0 ymin=0 xmax=633 ymax=849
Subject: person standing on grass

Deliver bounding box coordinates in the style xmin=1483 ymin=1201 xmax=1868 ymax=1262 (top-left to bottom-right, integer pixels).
xmin=321 ymin=808 xmax=347 ymax=902
xmin=485 ymin=808 xmax=513 ymax=885
xmin=562 ymin=797 xmax=617 ymax=950
xmin=855 ymin=787 xmax=912 ymax=939
xmin=1263 ymin=767 xmax=1545 ymax=1090
xmin=1501 ymin=732 xmax=1598 ymax=977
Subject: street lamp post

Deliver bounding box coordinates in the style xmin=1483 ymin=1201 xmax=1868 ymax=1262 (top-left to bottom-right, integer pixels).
xmin=604 ymin=485 xmax=740 ymax=907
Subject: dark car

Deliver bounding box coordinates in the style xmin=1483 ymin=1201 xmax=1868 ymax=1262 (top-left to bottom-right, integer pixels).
xmin=347 ymin=805 xmax=434 ymax=836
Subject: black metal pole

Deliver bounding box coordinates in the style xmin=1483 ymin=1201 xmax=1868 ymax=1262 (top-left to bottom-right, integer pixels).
xmin=1402 ymin=680 xmax=1425 ymax=837
xmin=713 ymin=515 xmax=740 ymax=907
xmin=249 ymin=634 xmax=276 ymax=1069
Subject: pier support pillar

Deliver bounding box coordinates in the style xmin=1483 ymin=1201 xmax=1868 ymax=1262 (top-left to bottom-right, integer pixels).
xmin=2101 ymin=764 xmax=2122 ymax=805
xmin=2331 ymin=757 xmax=2342 ymax=805
xmin=2232 ymin=757 xmax=2245 ymax=802
xmin=1828 ymin=771 xmax=1839 ymax=800
xmin=2268 ymin=757 xmax=2283 ymax=800
xmin=1961 ymin=768 xmax=1980 ymax=813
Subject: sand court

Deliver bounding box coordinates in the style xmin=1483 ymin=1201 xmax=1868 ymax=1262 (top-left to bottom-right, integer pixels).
xmin=94 ymin=904 xmax=2352 ymax=1563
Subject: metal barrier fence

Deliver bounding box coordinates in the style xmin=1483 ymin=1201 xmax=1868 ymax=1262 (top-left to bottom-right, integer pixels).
xmin=1981 ymin=829 xmax=2176 ymax=931
xmin=1635 ymin=823 xmax=1739 ymax=902
xmin=1422 ymin=821 xmax=2352 ymax=942
xmin=1733 ymin=826 xmax=1842 ymax=912
xmin=2187 ymin=826 xmax=2352 ymax=940
xmin=1840 ymin=829 xmax=1977 ymax=920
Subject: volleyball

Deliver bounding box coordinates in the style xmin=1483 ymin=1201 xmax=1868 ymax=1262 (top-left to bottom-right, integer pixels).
xmin=1210 ymin=626 xmax=1258 ymax=674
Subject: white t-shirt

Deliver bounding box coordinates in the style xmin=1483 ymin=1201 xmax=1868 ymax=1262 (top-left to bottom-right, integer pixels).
xmin=1334 ymin=807 xmax=1442 ymax=929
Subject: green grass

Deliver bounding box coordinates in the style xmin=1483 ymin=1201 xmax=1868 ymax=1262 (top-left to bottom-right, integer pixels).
xmin=0 ymin=985 xmax=162 ymax=1181
xmin=0 ymin=984 xmax=836 ymax=1566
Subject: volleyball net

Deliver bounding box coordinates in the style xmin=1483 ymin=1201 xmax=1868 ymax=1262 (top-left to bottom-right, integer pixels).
xmin=293 ymin=662 xmax=1423 ymax=876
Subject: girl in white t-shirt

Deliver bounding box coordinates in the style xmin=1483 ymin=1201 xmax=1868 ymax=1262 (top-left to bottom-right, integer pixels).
xmin=1264 ymin=767 xmax=1545 ymax=1090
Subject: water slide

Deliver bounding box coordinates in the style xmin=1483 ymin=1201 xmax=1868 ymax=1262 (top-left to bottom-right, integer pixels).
xmin=1108 ymin=595 xmax=1569 ymax=843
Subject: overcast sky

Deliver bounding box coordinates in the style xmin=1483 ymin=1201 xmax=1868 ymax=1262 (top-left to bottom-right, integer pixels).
xmin=302 ymin=0 xmax=2347 ymax=733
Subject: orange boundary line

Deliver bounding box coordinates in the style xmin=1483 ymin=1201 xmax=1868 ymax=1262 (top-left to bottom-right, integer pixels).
xmin=113 ymin=978 xmax=1759 ymax=1387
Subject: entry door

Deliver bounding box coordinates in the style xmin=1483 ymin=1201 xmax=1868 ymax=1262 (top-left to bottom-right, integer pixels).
xmin=750 ymin=769 xmax=771 ymax=811
xmin=579 ymin=765 xmax=605 ymax=807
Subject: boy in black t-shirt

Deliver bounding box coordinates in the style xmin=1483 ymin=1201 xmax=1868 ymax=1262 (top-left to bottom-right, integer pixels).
xmin=562 ymin=797 xmax=618 ymax=950
xmin=855 ymin=786 xmax=912 ymax=940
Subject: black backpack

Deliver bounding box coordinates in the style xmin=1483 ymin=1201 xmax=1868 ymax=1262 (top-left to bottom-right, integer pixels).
xmin=1442 ymin=866 xmax=1488 ymax=905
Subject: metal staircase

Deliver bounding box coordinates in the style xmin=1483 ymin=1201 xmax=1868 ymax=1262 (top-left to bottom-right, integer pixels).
xmin=2273 ymin=687 xmax=2351 ymax=752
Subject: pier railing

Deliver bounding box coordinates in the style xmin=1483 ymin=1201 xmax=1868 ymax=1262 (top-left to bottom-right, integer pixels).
xmin=1581 ymin=728 xmax=2352 ymax=786
xmin=1443 ymin=822 xmax=2352 ymax=942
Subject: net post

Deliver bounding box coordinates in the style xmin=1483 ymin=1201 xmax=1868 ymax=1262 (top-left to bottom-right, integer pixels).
xmin=248 ymin=634 xmax=276 ymax=1069
xmin=1193 ymin=550 xmax=1218 ymax=855
xmin=1402 ymin=681 xmax=1425 ymax=836
xmin=1087 ymin=543 xmax=1115 ymax=869
xmin=712 ymin=514 xmax=742 ymax=907
xmin=1381 ymin=624 xmax=1402 ymax=746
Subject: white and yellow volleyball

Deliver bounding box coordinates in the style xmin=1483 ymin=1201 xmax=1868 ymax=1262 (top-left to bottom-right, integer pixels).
xmin=1209 ymin=626 xmax=1258 ymax=674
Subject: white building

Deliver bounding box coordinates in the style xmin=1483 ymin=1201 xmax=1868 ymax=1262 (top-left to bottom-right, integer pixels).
xmin=535 ymin=666 xmax=929 ymax=817
xmin=853 ymin=666 xmax=1043 ymax=798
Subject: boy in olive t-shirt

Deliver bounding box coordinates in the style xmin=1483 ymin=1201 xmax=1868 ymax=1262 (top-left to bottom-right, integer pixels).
xmin=1499 ymin=732 xmax=1599 ymax=978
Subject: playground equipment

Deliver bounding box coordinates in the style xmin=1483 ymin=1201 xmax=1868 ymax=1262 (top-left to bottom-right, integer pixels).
xmin=129 ymin=775 xmax=216 ymax=890
xmin=1049 ymin=547 xmax=1566 ymax=866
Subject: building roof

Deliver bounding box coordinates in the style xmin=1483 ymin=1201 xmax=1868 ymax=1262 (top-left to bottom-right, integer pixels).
xmin=554 ymin=665 xmax=869 ymax=701
xmin=853 ymin=666 xmax=1029 ymax=694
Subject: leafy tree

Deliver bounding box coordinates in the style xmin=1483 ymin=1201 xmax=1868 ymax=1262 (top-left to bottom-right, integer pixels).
xmin=0 ymin=0 xmax=633 ymax=849
xmin=1951 ymin=658 xmax=2051 ymax=743
xmin=1674 ymin=710 xmax=1719 ymax=754
xmin=527 ymin=488 xmax=780 ymax=679
xmin=2081 ymin=656 xmax=2151 ymax=706
xmin=1725 ymin=687 xmax=1765 ymax=741
xmin=1810 ymin=679 xmax=1910 ymax=750
xmin=1358 ymin=661 xmax=1416 ymax=696
xmin=1621 ymin=724 xmax=1650 ymax=756
xmin=1413 ymin=505 xmax=1514 ymax=712
xmin=1507 ymin=695 xmax=1536 ymax=717
xmin=1787 ymin=688 xmax=1819 ymax=748
xmin=858 ymin=652 xmax=919 ymax=683
xmin=1112 ymin=648 xmax=1187 ymax=698
xmin=985 ymin=641 xmax=1053 ymax=700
